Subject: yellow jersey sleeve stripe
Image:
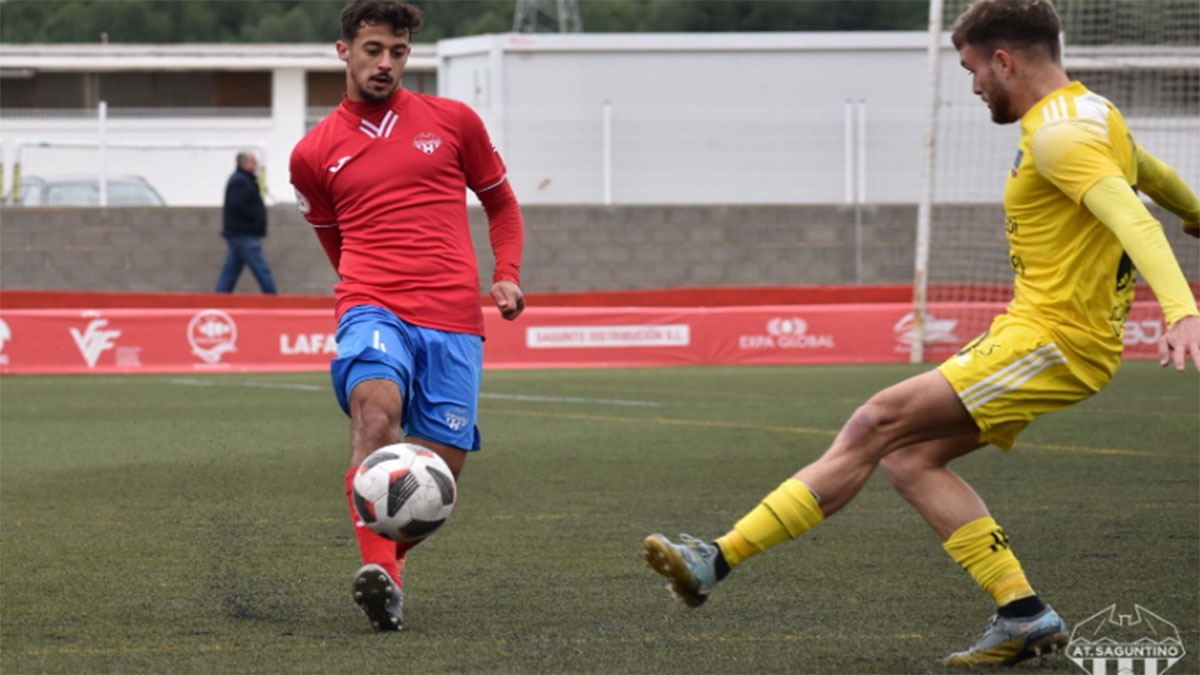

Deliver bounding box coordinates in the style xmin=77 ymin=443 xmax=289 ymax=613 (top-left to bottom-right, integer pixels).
xmin=1032 ymin=120 xmax=1125 ymax=204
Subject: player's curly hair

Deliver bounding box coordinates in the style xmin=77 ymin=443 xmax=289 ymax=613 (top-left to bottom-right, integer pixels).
xmin=951 ymin=0 xmax=1061 ymax=60
xmin=340 ymin=0 xmax=424 ymax=42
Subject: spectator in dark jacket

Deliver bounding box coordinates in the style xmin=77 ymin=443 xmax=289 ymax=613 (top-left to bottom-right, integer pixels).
xmin=215 ymin=152 xmax=278 ymax=293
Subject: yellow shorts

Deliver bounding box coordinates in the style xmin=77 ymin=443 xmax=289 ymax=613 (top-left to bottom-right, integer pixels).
xmin=937 ymin=314 xmax=1102 ymax=451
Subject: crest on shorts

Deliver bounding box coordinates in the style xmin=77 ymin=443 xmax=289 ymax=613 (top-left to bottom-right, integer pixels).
xmin=413 ymin=132 xmax=443 ymax=155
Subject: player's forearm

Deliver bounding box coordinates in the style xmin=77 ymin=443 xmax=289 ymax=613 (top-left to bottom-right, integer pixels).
xmin=314 ymin=226 xmax=343 ymax=275
xmin=1084 ymin=176 xmax=1199 ymax=326
xmin=478 ymin=179 xmax=523 ymax=284
xmin=1136 ymin=147 xmax=1200 ymax=228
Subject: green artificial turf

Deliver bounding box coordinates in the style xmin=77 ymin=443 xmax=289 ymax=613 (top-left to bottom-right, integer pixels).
xmin=1 ymin=361 xmax=1196 ymax=674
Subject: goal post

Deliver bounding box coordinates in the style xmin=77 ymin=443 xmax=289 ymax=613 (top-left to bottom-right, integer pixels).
xmin=910 ymin=0 xmax=1200 ymax=363
xmin=910 ymin=0 xmax=946 ymax=363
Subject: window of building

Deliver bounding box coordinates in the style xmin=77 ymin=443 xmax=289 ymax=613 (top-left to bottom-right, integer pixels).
xmin=1 ymin=70 xmax=272 ymax=113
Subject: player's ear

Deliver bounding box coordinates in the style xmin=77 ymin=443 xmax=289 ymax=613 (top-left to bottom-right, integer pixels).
xmin=336 ymin=40 xmax=350 ymax=63
xmin=991 ymin=48 xmax=1014 ymax=78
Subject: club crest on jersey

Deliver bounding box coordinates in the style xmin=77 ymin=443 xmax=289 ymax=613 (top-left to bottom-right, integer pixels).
xmin=413 ymin=132 xmax=443 ymax=155
xmin=1010 ymin=149 xmax=1024 ymax=177
xmin=293 ymin=188 xmax=311 ymax=215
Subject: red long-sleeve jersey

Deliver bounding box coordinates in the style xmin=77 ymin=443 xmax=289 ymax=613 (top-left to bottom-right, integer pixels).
xmin=290 ymin=88 xmax=522 ymax=336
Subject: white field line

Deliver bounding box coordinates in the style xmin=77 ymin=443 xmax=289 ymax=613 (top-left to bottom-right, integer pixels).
xmin=168 ymin=377 xmax=324 ymax=392
xmin=480 ymin=392 xmax=662 ymax=407
xmin=168 ymin=378 xmax=663 ymax=407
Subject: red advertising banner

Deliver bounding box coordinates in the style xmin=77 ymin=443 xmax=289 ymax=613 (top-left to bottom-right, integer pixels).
xmin=0 ymin=309 xmax=338 ymax=374
xmin=0 ymin=303 xmax=1170 ymax=375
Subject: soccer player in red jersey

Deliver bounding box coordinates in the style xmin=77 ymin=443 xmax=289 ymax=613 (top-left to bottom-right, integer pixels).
xmin=289 ymin=0 xmax=525 ymax=631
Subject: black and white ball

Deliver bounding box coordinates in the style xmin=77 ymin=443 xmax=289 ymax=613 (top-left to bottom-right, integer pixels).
xmin=352 ymin=443 xmax=457 ymax=543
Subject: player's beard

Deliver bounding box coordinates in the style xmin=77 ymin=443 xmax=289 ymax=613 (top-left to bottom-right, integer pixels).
xmin=354 ymin=73 xmax=398 ymax=104
xmin=986 ymin=85 xmax=1018 ymax=125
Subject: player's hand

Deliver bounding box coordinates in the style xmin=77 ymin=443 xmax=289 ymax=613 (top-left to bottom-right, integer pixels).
xmin=491 ymin=280 xmax=525 ymax=321
xmin=1158 ymin=315 xmax=1200 ymax=371
xmin=1182 ymin=221 xmax=1199 ymax=239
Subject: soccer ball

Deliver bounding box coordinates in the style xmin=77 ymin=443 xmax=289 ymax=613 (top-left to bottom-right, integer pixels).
xmin=352 ymin=443 xmax=457 ymax=543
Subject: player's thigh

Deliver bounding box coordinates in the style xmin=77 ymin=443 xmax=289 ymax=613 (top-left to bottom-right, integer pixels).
xmin=330 ymin=305 xmax=416 ymax=418
xmin=406 ymin=327 xmax=484 ymax=452
xmin=349 ymin=378 xmax=404 ymax=428
xmin=937 ymin=315 xmax=1098 ymax=451
xmin=404 ymin=436 xmax=468 ymax=478
xmin=851 ymin=369 xmax=978 ymax=452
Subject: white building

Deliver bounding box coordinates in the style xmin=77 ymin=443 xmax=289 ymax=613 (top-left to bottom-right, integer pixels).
xmin=1 ymin=34 xmax=1196 ymax=206
xmin=0 ymin=43 xmax=436 ymax=206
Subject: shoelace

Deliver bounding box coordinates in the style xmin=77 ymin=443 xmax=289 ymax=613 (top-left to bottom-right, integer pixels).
xmin=968 ymin=615 xmax=1001 ymax=647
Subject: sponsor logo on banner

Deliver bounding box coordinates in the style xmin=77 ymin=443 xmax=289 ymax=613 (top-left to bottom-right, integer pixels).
xmin=739 ymin=316 xmax=833 ymax=350
xmin=1066 ymin=604 xmax=1185 ymax=675
xmin=892 ymin=311 xmax=960 ymax=351
xmin=1123 ymin=319 xmax=1162 ymax=346
xmin=69 ymin=313 xmax=122 ymax=368
xmin=280 ymin=333 xmax=339 ymax=355
xmin=188 ymin=310 xmax=238 ymax=364
xmin=116 ymin=346 xmax=142 ymax=368
xmin=0 ymin=318 xmax=9 ymax=366
xmin=527 ymin=325 xmax=690 ymax=349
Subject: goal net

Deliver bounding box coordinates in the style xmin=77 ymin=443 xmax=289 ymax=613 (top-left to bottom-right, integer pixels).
xmin=912 ymin=0 xmax=1200 ymax=361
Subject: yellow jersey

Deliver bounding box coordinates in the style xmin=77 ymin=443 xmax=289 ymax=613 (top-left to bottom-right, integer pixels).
xmin=1003 ymin=80 xmax=1138 ymax=386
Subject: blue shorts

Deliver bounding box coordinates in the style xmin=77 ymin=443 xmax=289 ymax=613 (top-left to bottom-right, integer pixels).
xmin=331 ymin=305 xmax=483 ymax=451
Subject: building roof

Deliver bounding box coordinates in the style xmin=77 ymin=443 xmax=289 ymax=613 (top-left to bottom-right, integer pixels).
xmin=0 ymin=42 xmax=438 ymax=72
xmin=1 ymin=35 xmax=1193 ymax=74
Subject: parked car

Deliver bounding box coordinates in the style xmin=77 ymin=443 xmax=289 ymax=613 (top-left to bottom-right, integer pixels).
xmin=7 ymin=175 xmax=166 ymax=207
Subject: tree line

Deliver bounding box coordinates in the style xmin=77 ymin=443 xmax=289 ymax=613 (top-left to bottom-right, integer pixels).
xmin=0 ymin=0 xmax=929 ymax=44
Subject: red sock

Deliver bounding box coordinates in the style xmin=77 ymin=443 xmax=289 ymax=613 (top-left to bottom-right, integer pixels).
xmin=344 ymin=466 xmax=402 ymax=587
xmin=396 ymin=539 xmax=421 ymax=567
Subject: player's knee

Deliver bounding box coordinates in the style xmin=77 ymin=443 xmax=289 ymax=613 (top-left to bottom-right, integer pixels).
xmin=880 ymin=450 xmax=923 ymax=493
xmin=842 ymin=398 xmax=903 ymax=452
xmin=353 ymin=399 xmax=402 ymax=453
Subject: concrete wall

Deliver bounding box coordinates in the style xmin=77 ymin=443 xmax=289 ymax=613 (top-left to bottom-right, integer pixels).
xmin=2 ymin=205 xmax=1196 ymax=295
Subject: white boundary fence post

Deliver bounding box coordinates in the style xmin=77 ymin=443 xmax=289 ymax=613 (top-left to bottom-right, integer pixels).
xmin=855 ymin=99 xmax=867 ymax=284
xmin=98 ymin=101 xmax=108 ymax=207
xmin=843 ymin=99 xmax=854 ymax=205
xmin=602 ymin=99 xmax=613 ymax=206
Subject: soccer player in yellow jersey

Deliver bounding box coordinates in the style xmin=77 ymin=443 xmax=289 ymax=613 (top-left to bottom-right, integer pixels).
xmin=643 ymin=0 xmax=1200 ymax=667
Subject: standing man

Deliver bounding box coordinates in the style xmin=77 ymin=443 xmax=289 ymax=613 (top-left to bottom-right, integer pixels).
xmin=644 ymin=0 xmax=1199 ymax=666
xmin=289 ymin=0 xmax=525 ymax=632
xmin=216 ymin=151 xmax=278 ymax=294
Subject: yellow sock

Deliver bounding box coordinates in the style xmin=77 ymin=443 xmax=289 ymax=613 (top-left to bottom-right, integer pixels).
xmin=943 ymin=517 xmax=1036 ymax=606
xmin=715 ymin=478 xmax=824 ymax=567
